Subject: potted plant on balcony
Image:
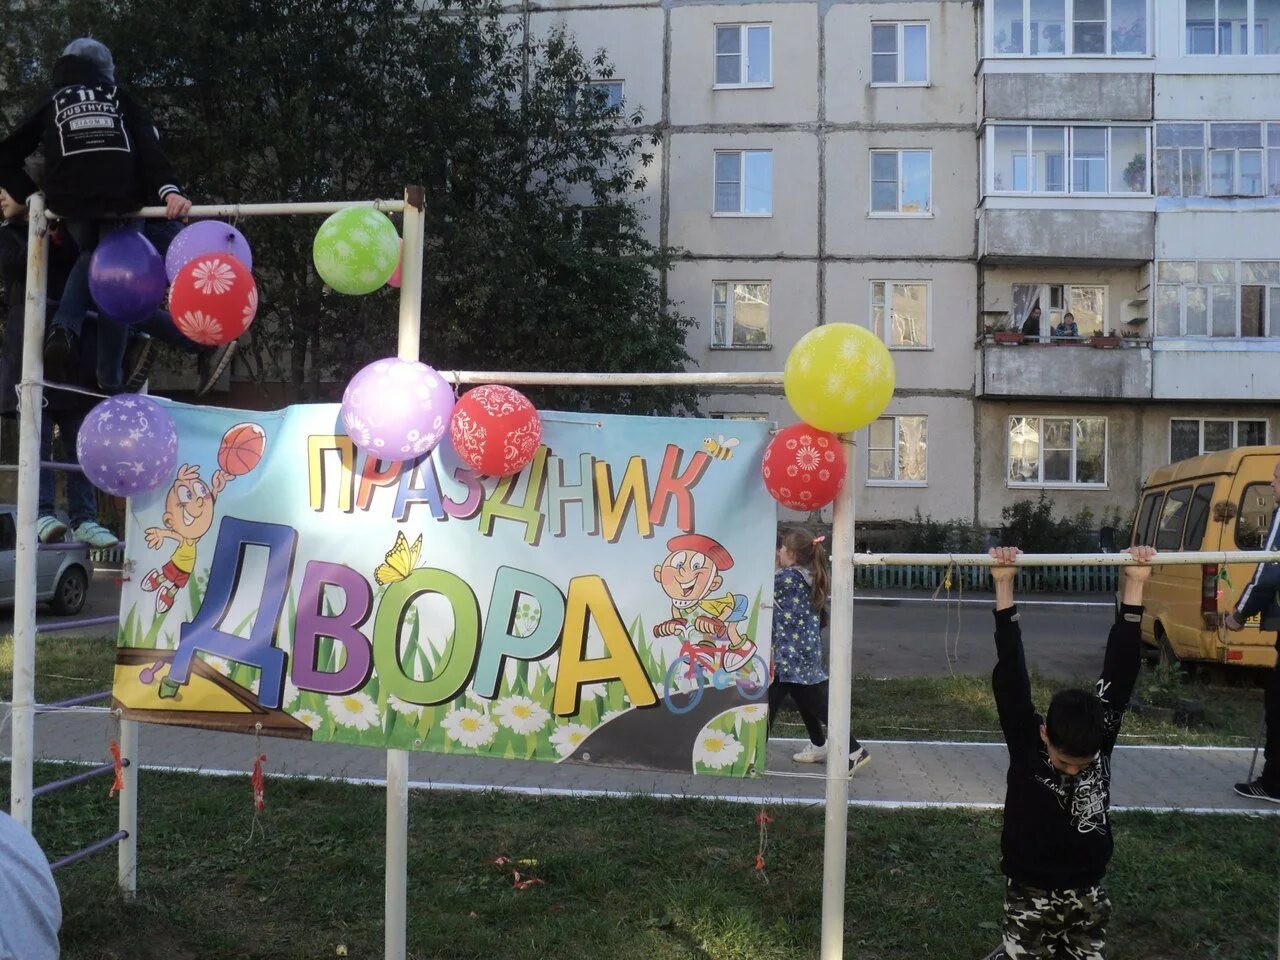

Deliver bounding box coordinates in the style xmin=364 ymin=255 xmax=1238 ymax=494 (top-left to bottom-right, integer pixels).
xmin=991 ymin=320 xmax=1024 ymax=345
xmin=1121 ymin=329 xmax=1144 ymax=347
xmin=1089 ymin=332 xmax=1122 ymax=348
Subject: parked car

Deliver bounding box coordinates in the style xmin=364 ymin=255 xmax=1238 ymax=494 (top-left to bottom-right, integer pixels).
xmin=0 ymin=503 xmax=93 ymax=615
xmin=1129 ymin=447 xmax=1280 ymax=670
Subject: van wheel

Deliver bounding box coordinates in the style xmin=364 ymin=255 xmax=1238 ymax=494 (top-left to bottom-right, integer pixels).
xmin=50 ymin=566 xmax=88 ymax=616
xmin=1155 ymin=627 xmax=1185 ymax=674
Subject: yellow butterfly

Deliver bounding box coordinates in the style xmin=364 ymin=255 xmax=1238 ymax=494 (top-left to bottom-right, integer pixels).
xmin=374 ymin=531 xmax=422 ymax=585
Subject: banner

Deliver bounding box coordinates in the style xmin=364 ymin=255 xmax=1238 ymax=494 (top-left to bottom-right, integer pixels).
xmin=112 ymin=402 xmax=776 ymax=777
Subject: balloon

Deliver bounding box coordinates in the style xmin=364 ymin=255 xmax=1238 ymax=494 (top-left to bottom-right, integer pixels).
xmin=783 ymin=324 xmax=895 ymax=433
xmin=450 ymin=385 xmax=542 ymax=477
xmin=88 ymin=227 xmax=166 ymax=324
xmin=761 ymin=424 xmax=845 ymax=511
xmin=341 ymin=358 xmax=454 ymax=460
xmin=165 ymin=220 xmax=253 ymax=282
xmin=169 ymin=253 xmax=257 ymax=346
xmin=388 ymin=240 xmax=403 ymax=289
xmin=76 ymin=394 xmax=178 ymax=497
xmin=312 ymin=207 xmax=400 ymax=295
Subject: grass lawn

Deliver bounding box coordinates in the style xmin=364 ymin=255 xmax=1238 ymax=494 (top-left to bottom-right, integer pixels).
xmin=1 ymin=635 xmax=1267 ymax=748
xmin=4 ymin=765 xmax=1273 ymax=960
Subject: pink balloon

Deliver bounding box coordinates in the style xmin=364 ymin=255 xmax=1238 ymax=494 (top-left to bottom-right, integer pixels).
xmin=387 ymin=240 xmax=403 ymax=289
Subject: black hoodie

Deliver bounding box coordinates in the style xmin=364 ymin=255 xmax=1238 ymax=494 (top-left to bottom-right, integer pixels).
xmin=0 ymin=55 xmax=182 ymax=218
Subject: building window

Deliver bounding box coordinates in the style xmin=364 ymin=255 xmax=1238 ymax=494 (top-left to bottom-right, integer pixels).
xmin=713 ymin=150 xmax=772 ymax=215
xmin=712 ymin=282 xmax=770 ymax=347
xmin=1010 ymin=283 xmax=1107 ymax=339
xmin=987 ymin=124 xmax=1149 ymax=195
xmin=584 ymin=80 xmax=624 ymax=111
xmin=868 ymin=416 xmax=928 ymax=484
xmin=1008 ymin=416 xmax=1107 ymax=487
xmin=1156 ymin=260 xmax=1280 ymax=337
xmin=871 ymin=281 xmax=930 ymax=348
xmin=715 ymin=24 xmax=772 ymax=87
xmin=1156 ymin=122 xmax=1280 ymax=197
xmin=1171 ymin=418 xmax=1269 ymax=461
xmin=870 ymin=149 xmax=932 ymax=215
xmin=1185 ymin=0 xmax=1280 ymax=55
xmin=990 ymin=0 xmax=1148 ymax=56
xmin=871 ymin=22 xmax=929 ymax=85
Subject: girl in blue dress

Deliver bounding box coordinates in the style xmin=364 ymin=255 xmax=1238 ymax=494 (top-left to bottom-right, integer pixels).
xmin=768 ymin=526 xmax=870 ymax=775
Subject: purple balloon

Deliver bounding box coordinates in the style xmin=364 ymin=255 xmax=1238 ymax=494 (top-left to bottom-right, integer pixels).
xmin=341 ymin=358 xmax=454 ymax=461
xmin=76 ymin=395 xmax=178 ymax=497
xmin=88 ymin=228 xmax=167 ymax=325
xmin=165 ymin=220 xmax=253 ymax=282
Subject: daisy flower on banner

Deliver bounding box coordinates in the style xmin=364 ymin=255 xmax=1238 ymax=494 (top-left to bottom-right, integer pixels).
xmin=732 ymin=703 xmax=769 ymax=723
xmin=327 ymin=692 xmax=380 ymax=731
xmin=282 ymin=679 xmax=303 ymax=708
xmin=694 ymin=730 xmax=744 ymax=770
xmin=293 ymin=709 xmax=323 ymax=731
xmin=492 ymin=696 xmax=550 ymax=734
xmin=441 ymin=707 xmax=498 ymax=748
xmin=386 ymin=694 xmax=426 ymax=718
xmin=200 ymin=655 xmax=231 ymax=676
xmin=549 ymin=723 xmax=592 ymax=758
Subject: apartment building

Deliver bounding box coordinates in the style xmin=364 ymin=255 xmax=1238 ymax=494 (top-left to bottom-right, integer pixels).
xmin=532 ymin=0 xmax=1280 ymax=533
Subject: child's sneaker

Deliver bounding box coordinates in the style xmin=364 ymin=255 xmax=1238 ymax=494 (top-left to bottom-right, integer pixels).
xmin=141 ymin=568 xmax=164 ymax=592
xmin=1233 ymin=778 xmax=1280 ymax=803
xmin=156 ymin=584 xmax=178 ymax=613
xmin=848 ymin=747 xmax=872 ymax=777
xmin=793 ymin=743 xmax=828 ymax=763
xmin=72 ymin=520 xmax=118 ymax=549
xmin=35 ymin=515 xmax=68 ymax=543
xmin=721 ymin=638 xmax=757 ymax=671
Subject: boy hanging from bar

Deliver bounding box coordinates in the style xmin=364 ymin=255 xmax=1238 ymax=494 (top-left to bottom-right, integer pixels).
xmin=984 ymin=544 xmax=1155 ymax=960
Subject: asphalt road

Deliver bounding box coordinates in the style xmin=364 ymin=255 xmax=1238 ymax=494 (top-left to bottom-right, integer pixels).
xmin=3 ymin=574 xmax=1118 ymax=682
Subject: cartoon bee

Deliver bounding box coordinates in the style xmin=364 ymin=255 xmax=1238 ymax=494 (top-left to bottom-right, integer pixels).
xmin=702 ymin=435 xmax=740 ymax=461
xmin=375 ymin=531 xmax=423 ymax=585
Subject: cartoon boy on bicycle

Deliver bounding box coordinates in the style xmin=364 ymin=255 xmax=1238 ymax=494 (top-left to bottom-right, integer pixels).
xmin=652 ymin=533 xmax=756 ymax=671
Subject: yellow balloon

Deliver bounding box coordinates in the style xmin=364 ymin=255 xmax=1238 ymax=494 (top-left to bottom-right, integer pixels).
xmin=783 ymin=324 xmax=896 ymax=433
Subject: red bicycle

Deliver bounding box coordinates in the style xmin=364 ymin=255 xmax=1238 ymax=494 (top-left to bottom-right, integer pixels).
xmin=662 ymin=628 xmax=767 ymax=715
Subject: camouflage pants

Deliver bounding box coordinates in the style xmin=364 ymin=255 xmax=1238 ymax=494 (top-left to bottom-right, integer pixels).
xmin=1000 ymin=879 xmax=1112 ymax=959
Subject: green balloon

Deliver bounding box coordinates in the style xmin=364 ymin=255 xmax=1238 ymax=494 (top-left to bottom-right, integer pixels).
xmin=312 ymin=207 xmax=401 ymax=295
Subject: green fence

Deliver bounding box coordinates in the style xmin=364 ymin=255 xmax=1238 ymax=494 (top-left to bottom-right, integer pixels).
xmin=854 ymin=562 xmax=1119 ymax=594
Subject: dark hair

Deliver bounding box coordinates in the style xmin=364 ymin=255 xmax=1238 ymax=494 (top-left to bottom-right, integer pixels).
xmin=1045 ymin=689 xmax=1105 ymax=758
xmin=777 ymin=526 xmax=830 ymax=611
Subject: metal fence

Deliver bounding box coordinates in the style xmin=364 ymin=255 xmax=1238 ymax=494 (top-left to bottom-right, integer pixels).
xmin=853 ymin=561 xmax=1119 ymax=593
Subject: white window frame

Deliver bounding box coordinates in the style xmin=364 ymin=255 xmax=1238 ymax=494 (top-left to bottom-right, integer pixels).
xmin=870 ymin=21 xmax=930 ymax=86
xmin=870 ymin=280 xmax=932 ymax=349
xmin=713 ymin=23 xmax=774 ymax=89
xmin=986 ymin=0 xmax=1151 ymax=58
xmin=1169 ymin=418 xmax=1270 ymax=460
xmin=1184 ymin=0 xmax=1280 ymax=55
xmin=584 ymin=79 xmax=625 ymax=111
xmin=867 ymin=415 xmax=929 ymax=486
xmin=1156 ymin=121 xmax=1280 ymax=197
xmin=869 ymin=149 xmax=933 ymax=217
xmin=1007 ymin=415 xmax=1109 ymax=489
xmin=1155 ymin=259 xmax=1280 ymax=338
xmin=712 ymin=149 xmax=773 ymax=217
xmin=712 ymin=280 xmax=772 ymax=349
xmin=985 ymin=123 xmax=1151 ymax=197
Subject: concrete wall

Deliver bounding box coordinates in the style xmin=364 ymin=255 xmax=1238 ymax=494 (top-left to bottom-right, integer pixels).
xmin=984 ymin=73 xmax=1152 ymax=121
xmin=1156 ymin=210 xmax=1280 ymax=261
xmin=1154 ymin=74 xmax=1280 ymax=120
xmin=980 ymin=343 xmax=1152 ymax=400
xmin=1153 ymin=341 xmax=1280 ymax=401
xmin=981 ymin=208 xmax=1154 ymax=262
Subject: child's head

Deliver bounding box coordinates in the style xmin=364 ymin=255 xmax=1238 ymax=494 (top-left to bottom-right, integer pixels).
xmin=0 ymin=189 xmax=25 ymax=222
xmin=1040 ymin=688 xmax=1104 ymax=776
xmin=62 ymin=38 xmax=115 ymax=83
xmin=776 ymin=526 xmax=830 ymax=610
xmin=653 ymin=534 xmax=733 ymax=608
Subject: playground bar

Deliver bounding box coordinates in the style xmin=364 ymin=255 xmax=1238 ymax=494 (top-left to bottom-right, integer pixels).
xmin=36 ymin=615 xmax=123 ymax=634
xmin=856 ymin=551 xmax=1280 ymax=567
xmin=41 ymin=690 xmax=112 ymax=709
xmin=441 ymin=370 xmax=784 ymax=387
xmin=33 ymin=760 xmax=127 ymax=798
xmin=54 ymin=199 xmax=408 ymax=221
xmin=48 ymin=830 xmax=128 ymax=872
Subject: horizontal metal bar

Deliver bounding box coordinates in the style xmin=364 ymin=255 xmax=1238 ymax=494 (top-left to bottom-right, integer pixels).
xmin=0 ymin=462 xmax=84 ymax=473
xmin=48 ymin=199 xmax=406 ymax=221
xmin=855 ymin=551 xmax=1280 ymax=567
xmin=36 ymin=614 xmax=119 ymax=634
xmin=41 ymin=690 xmax=112 ymax=709
xmin=49 ymin=830 xmax=128 ymax=871
xmin=440 ymin=370 xmax=784 ymax=387
xmin=33 ymin=760 xmax=127 ymax=798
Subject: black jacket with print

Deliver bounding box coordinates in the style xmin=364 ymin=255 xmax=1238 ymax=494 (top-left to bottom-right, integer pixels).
xmin=0 ymin=56 xmax=182 ymax=218
xmin=992 ymin=602 xmax=1143 ymax=891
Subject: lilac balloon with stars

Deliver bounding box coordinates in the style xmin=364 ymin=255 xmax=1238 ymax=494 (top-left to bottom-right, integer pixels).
xmin=76 ymin=395 xmax=179 ymax=497
xmin=341 ymin=358 xmax=454 ymax=461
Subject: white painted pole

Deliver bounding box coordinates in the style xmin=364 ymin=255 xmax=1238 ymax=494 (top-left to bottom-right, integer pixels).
xmin=441 ymin=370 xmax=783 ymax=387
xmin=117 ymin=716 xmax=138 ymax=897
xmin=51 ymin=198 xmax=408 ymax=221
xmin=819 ymin=434 xmax=856 ymax=960
xmin=385 ymin=186 xmax=425 ymax=960
xmin=9 ymin=195 xmax=49 ymax=829
xmin=854 ymin=551 xmax=1280 ymax=567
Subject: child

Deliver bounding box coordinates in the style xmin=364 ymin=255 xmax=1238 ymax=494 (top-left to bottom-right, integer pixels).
xmin=767 ymin=526 xmax=870 ymax=775
xmin=0 ymin=38 xmax=192 ymax=387
xmin=985 ymin=544 xmax=1155 ymax=960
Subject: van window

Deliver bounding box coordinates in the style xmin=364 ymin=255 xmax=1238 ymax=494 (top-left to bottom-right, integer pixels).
xmin=0 ymin=513 xmax=13 ymax=551
xmin=1182 ymin=483 xmax=1215 ymax=550
xmin=1155 ymin=486 xmax=1191 ymax=550
xmin=1235 ymin=482 xmax=1278 ymax=549
xmin=1134 ymin=492 xmax=1162 ymax=547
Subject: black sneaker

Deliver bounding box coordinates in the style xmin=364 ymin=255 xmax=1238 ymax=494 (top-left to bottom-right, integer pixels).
xmin=1233 ymin=778 xmax=1280 ymax=803
xmin=196 ymin=340 xmax=237 ymax=398
xmin=123 ymin=334 xmax=156 ymax=393
xmin=980 ymin=949 xmax=1008 ymax=960
xmin=43 ymin=326 xmax=75 ymax=382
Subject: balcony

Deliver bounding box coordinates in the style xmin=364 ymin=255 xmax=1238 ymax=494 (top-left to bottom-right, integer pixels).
xmin=980 ymin=206 xmax=1153 ymax=263
xmin=984 ymin=73 xmax=1152 ymax=123
xmin=1152 ymin=339 xmax=1280 ymax=401
xmin=978 ymin=337 xmax=1152 ymax=399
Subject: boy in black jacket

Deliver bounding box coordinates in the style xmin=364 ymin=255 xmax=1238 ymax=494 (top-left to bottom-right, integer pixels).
xmin=0 ymin=38 xmax=192 ymax=388
xmin=985 ymin=544 xmax=1155 ymax=960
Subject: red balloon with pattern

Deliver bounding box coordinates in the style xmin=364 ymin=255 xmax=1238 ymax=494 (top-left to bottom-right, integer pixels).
xmin=169 ymin=253 xmax=257 ymax=346
xmin=449 ymin=385 xmax=542 ymax=477
xmin=761 ymin=423 xmax=845 ymax=510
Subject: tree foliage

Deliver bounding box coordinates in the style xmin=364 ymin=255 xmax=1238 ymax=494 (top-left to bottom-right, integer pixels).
xmin=0 ymin=0 xmax=694 ymax=411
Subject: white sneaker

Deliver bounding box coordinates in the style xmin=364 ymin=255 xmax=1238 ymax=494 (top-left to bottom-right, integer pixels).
xmin=721 ymin=639 xmax=757 ymax=672
xmin=793 ymin=743 xmax=828 ymax=763
xmin=849 ymin=747 xmax=872 ymax=777
xmin=73 ymin=521 xmax=119 ymax=549
xmin=35 ymin=515 xmax=67 ymax=543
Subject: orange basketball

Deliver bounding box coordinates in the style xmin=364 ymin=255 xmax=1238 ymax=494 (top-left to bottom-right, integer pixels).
xmin=218 ymin=422 xmax=266 ymax=477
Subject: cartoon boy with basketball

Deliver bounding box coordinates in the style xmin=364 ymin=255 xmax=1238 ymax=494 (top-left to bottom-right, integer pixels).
xmin=142 ymin=422 xmax=265 ymax=614
xmin=652 ymin=533 xmax=756 ymax=670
